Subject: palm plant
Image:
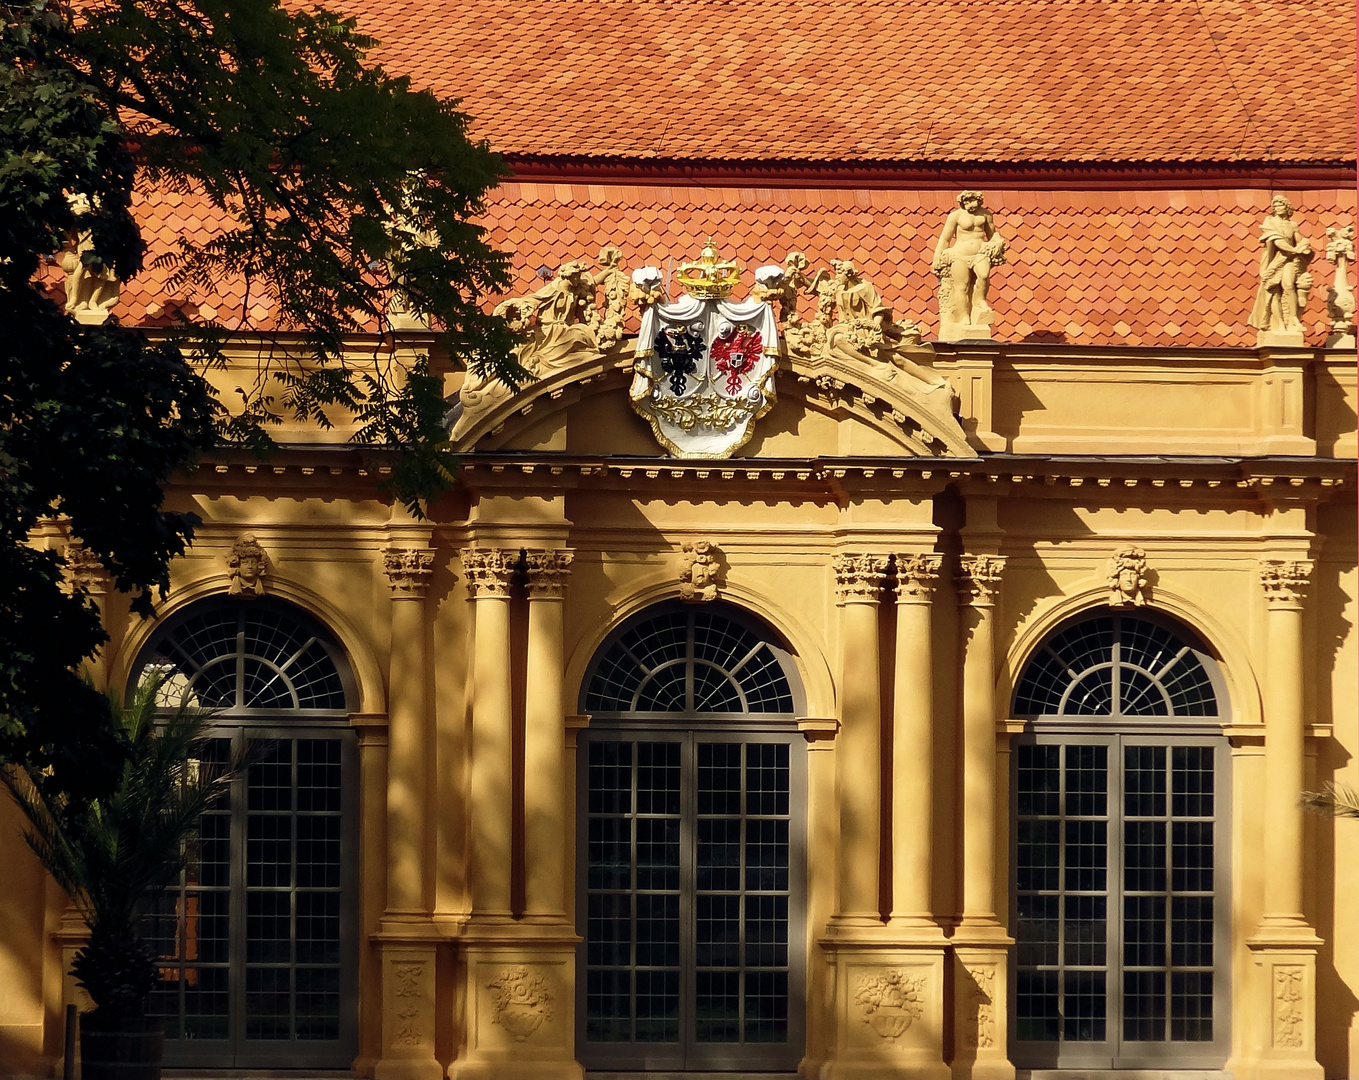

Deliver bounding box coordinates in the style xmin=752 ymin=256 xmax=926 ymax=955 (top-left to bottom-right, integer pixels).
xmin=2 ymin=675 xmax=243 ymax=1020
xmin=1301 ymin=782 xmax=1359 ymax=820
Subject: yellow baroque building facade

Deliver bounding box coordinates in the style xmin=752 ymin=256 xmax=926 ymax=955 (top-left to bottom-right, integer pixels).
xmin=3 ymin=2 xmax=1358 ymax=1079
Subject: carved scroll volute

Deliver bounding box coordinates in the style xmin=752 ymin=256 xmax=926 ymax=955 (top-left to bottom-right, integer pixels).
xmin=956 ymin=554 xmax=1006 ymax=608
xmin=895 ymin=552 xmax=943 ymax=603
xmin=833 ymin=553 xmax=889 ymax=604
xmin=460 ymin=548 xmax=517 ymax=599
xmin=1259 ymin=559 xmax=1312 ymax=609
xmin=524 ymin=549 xmax=574 ymax=600
xmin=383 ymin=547 xmax=436 ymax=597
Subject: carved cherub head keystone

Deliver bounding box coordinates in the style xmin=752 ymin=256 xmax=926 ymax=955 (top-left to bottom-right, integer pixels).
xmin=1106 ymin=545 xmax=1149 ymax=607
xmin=227 ymin=534 xmax=268 ymax=596
xmin=678 ymin=539 xmax=722 ymax=602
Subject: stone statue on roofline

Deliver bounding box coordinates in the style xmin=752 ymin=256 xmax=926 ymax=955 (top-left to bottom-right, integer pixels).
xmin=1248 ymin=195 xmax=1314 ymax=346
xmin=1323 ymin=223 xmax=1356 ymax=348
xmin=589 ymin=245 xmax=631 ymax=347
xmin=60 ymin=194 xmax=120 ymax=325
xmin=450 ymin=258 xmax=605 ymax=441
xmin=771 ymin=254 xmax=951 ymax=398
xmin=931 ymin=189 xmax=1006 ymax=342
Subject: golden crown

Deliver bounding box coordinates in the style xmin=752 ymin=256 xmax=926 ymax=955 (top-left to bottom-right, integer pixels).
xmin=675 ymin=238 xmax=741 ymax=300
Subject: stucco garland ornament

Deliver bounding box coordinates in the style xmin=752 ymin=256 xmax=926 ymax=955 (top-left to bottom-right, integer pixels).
xmin=855 ymin=970 xmax=925 ymax=1042
xmin=227 ymin=534 xmax=267 ymax=596
xmin=631 ymin=239 xmax=780 ymax=458
xmin=487 ymin=966 xmax=553 ymax=1041
xmin=1105 ymin=545 xmax=1149 ymax=607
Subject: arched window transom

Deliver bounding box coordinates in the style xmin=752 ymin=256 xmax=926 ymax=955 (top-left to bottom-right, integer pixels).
xmin=584 ymin=606 xmax=797 ymax=717
xmin=140 ymin=601 xmax=349 ymax=713
xmin=1014 ymin=614 xmax=1220 ymax=720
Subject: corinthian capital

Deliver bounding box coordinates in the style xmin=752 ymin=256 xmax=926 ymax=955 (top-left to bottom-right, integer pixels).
xmin=461 ymin=547 xmax=517 ymax=599
xmin=1260 ymin=559 xmax=1312 ymax=608
xmin=895 ymin=552 xmax=943 ymax=603
xmin=957 ymin=554 xmax=1007 ymax=607
xmin=64 ymin=542 xmax=108 ymax=595
xmin=524 ymin=549 xmax=574 ymax=599
xmin=383 ymin=547 xmax=436 ymax=596
xmin=833 ymin=553 xmax=889 ymax=603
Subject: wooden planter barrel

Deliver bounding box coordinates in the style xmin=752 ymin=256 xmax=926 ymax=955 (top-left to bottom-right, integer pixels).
xmin=79 ymin=1013 xmax=164 ymax=1080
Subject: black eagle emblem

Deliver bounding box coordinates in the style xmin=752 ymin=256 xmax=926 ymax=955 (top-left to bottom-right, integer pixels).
xmin=654 ymin=325 xmax=705 ymax=395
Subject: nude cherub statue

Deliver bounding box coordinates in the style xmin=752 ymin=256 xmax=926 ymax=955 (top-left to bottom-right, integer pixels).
xmin=1248 ymin=195 xmax=1314 ymax=340
xmin=59 ymin=194 xmax=120 ymax=324
xmin=931 ymin=190 xmax=1007 ymax=338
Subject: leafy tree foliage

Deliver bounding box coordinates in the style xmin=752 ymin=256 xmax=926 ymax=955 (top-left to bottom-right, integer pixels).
xmin=1 ymin=0 xmax=515 ymax=802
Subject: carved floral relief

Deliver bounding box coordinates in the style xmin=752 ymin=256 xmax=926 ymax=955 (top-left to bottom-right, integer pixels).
xmin=487 ymin=966 xmax=554 ymax=1041
xmin=855 ymin=970 xmax=925 ymax=1043
xmin=678 ymin=540 xmax=721 ymax=601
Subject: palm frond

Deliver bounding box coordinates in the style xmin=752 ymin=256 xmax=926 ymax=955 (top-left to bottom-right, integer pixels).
xmin=1301 ymin=783 xmax=1359 ymax=820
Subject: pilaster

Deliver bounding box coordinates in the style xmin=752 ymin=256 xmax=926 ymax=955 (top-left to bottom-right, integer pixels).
xmin=1246 ymin=557 xmax=1324 ymax=1080
xmin=951 ymin=553 xmax=1015 ymax=1080
xmin=375 ymin=544 xmax=441 ymax=1080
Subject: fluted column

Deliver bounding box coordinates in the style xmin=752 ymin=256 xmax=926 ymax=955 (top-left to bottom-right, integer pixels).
xmin=956 ymin=554 xmax=1006 ymax=925
xmin=891 ymin=553 xmax=943 ymax=930
xmin=462 ymin=547 xmax=518 ymax=918
xmin=523 ymin=549 xmax=573 ymax=918
xmin=832 ymin=553 xmax=888 ymax=923
xmin=382 ymin=548 xmax=435 ymax=915
xmin=1259 ymin=558 xmax=1312 ymax=926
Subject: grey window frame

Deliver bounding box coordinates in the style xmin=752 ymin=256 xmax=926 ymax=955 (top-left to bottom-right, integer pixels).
xmin=134 ymin=599 xmax=360 ymax=1069
xmin=1009 ymin=610 xmax=1232 ymax=1071
xmin=577 ymin=602 xmax=807 ymax=1073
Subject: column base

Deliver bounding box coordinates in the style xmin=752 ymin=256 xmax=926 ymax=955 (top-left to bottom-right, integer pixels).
xmin=819 ymin=929 xmax=950 ymax=1080
xmin=373 ymin=938 xmax=443 ymax=1080
xmin=450 ymin=919 xmax=583 ymax=1080
xmin=950 ymin=946 xmax=1014 ymax=1080
xmin=1236 ymin=937 xmax=1324 ymax=1080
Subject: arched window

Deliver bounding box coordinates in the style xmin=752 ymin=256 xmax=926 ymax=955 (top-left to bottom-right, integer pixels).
xmin=577 ymin=602 xmax=805 ymax=1073
xmin=1010 ymin=610 xmax=1229 ymax=1071
xmin=133 ymin=599 xmax=357 ymax=1069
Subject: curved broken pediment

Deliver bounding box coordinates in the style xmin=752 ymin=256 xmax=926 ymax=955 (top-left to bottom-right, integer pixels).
xmin=448 ymin=335 xmax=975 ymax=458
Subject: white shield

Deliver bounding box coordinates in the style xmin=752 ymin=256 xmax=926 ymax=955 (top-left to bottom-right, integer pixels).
xmin=631 ymin=295 xmax=780 ymax=457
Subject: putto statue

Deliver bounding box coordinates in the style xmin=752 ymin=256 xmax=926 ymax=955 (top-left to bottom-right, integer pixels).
xmin=451 ymin=259 xmax=604 ymax=441
xmin=60 ymin=194 xmax=120 ymax=324
xmin=776 ymin=257 xmax=949 ymax=396
xmin=589 ymin=245 xmax=631 ymax=348
xmin=1248 ymin=195 xmax=1314 ymax=345
xmin=931 ymin=190 xmax=1006 ymax=341
xmin=1323 ymin=224 xmax=1356 ymax=347
xmin=678 ymin=540 xmax=721 ymax=602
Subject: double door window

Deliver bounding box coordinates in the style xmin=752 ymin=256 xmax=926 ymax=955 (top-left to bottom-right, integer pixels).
xmin=579 ymin=732 xmax=806 ymax=1072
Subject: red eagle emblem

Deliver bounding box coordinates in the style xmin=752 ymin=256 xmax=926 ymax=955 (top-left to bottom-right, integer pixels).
xmin=709 ymin=327 xmax=763 ymax=395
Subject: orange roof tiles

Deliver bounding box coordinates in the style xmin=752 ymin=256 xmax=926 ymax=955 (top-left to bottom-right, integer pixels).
xmin=356 ymin=0 xmax=1355 ymax=165
xmin=481 ymin=183 xmax=1356 ymax=347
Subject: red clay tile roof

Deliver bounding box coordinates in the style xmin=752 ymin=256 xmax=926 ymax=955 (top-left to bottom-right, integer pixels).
xmin=357 ymin=0 xmax=1356 ymax=165
xmin=89 ymin=182 xmax=1356 ymax=349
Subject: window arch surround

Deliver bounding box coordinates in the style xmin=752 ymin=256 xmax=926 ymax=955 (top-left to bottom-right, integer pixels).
xmin=132 ymin=597 xmax=358 ymax=719
xmin=581 ymin=600 xmax=806 ymax=721
xmin=1012 ymin=608 xmax=1230 ymax=732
